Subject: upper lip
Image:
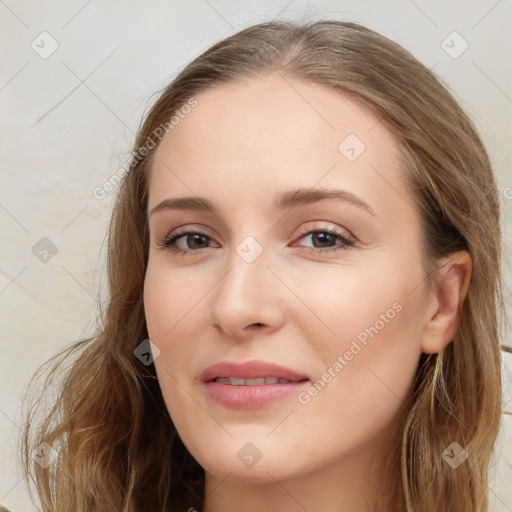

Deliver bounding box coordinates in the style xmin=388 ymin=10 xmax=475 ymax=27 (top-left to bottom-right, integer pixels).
xmin=200 ymin=360 xmax=309 ymax=383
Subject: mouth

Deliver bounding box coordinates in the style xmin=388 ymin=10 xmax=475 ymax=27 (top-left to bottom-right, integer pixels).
xmin=200 ymin=360 xmax=310 ymax=409
xmin=200 ymin=360 xmax=309 ymax=383
xmin=212 ymin=376 xmax=307 ymax=385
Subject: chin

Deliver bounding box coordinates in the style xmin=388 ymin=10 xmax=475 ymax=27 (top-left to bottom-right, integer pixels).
xmin=183 ymin=432 xmax=305 ymax=483
xmin=199 ymin=451 xmax=296 ymax=483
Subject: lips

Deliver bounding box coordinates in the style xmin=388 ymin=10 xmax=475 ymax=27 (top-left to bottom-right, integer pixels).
xmin=200 ymin=360 xmax=310 ymax=409
xmin=214 ymin=377 xmax=296 ymax=385
xmin=200 ymin=360 xmax=309 ymax=383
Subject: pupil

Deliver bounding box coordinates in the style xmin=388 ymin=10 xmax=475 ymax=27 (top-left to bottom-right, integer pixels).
xmin=190 ymin=234 xmax=207 ymax=248
xmin=313 ymin=232 xmax=334 ymax=247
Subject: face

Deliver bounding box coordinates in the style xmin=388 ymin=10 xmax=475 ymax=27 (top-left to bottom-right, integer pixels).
xmin=143 ymin=73 xmax=433 ymax=484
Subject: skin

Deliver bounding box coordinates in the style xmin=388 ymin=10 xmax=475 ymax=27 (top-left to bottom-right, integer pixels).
xmin=143 ymin=73 xmax=471 ymax=511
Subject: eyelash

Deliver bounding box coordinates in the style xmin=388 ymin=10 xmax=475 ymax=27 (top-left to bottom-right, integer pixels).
xmin=158 ymin=226 xmax=355 ymax=256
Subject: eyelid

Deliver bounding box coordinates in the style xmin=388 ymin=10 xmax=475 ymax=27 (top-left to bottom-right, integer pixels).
xmin=159 ymin=224 xmax=214 ymax=243
xmin=293 ymin=222 xmax=354 ymax=242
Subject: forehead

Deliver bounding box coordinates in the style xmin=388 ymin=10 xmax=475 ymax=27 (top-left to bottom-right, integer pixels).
xmin=148 ymin=73 xmax=411 ymax=221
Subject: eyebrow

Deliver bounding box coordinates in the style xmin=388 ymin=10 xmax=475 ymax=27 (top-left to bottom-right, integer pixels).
xmin=149 ymin=187 xmax=376 ymax=217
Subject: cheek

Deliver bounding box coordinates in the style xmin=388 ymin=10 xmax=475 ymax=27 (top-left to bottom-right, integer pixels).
xmin=290 ymin=255 xmax=425 ymax=357
xmin=294 ymin=255 xmax=424 ymax=391
xmin=143 ymin=266 xmax=207 ymax=441
xmin=295 ymin=263 xmax=425 ymax=434
xmin=143 ymin=262 xmax=206 ymax=341
xmin=143 ymin=262 xmax=210 ymax=388
xmin=143 ymin=265 xmax=196 ymax=397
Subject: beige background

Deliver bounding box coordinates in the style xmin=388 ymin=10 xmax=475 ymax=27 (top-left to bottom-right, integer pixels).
xmin=0 ymin=0 xmax=511 ymax=510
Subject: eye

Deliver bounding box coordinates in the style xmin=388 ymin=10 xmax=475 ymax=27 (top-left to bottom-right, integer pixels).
xmin=159 ymin=228 xmax=214 ymax=256
xmin=159 ymin=225 xmax=355 ymax=256
xmin=293 ymin=226 xmax=355 ymax=254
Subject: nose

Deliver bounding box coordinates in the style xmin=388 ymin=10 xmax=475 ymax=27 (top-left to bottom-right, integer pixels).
xmin=208 ymin=243 xmax=287 ymax=341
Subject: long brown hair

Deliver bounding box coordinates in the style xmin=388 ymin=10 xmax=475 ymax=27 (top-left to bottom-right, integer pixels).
xmin=21 ymin=19 xmax=504 ymax=511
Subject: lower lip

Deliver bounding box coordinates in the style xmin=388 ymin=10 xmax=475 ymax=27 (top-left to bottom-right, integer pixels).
xmin=203 ymin=380 xmax=310 ymax=409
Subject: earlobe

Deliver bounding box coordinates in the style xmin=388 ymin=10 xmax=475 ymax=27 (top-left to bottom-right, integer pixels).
xmin=421 ymin=251 xmax=472 ymax=355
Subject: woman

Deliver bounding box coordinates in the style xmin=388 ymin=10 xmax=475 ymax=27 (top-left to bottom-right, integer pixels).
xmin=21 ymin=19 xmax=504 ymax=511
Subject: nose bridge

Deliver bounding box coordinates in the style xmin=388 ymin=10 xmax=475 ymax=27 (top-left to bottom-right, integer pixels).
xmin=209 ymin=233 xmax=286 ymax=337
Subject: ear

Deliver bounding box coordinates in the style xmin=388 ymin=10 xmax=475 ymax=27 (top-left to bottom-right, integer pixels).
xmin=421 ymin=251 xmax=472 ymax=355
